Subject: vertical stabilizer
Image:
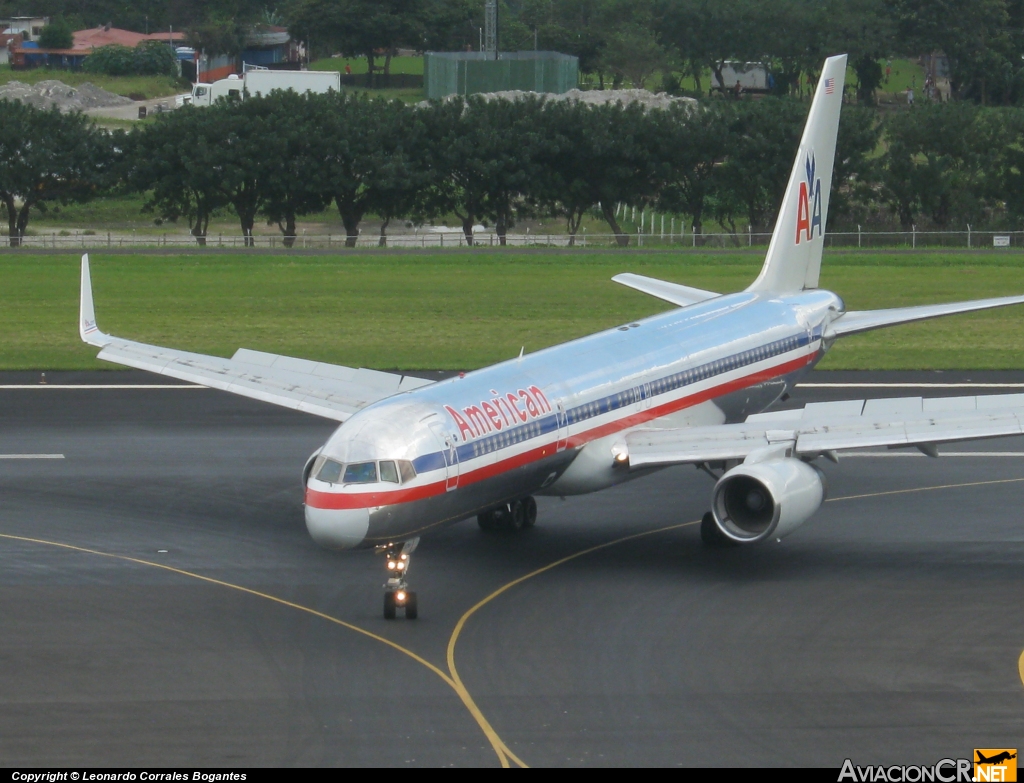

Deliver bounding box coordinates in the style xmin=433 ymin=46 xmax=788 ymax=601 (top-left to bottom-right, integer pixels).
xmin=747 ymin=54 xmax=847 ymax=294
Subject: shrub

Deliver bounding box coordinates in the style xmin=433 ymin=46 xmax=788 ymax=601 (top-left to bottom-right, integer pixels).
xmin=38 ymin=18 xmax=74 ymax=50
xmin=83 ymin=44 xmax=135 ymax=76
xmin=83 ymin=41 xmax=178 ymax=77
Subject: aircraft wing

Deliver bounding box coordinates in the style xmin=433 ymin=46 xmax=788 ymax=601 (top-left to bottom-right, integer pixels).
xmin=611 ymin=273 xmax=719 ymax=308
xmin=79 ymin=255 xmax=432 ymax=421
xmin=624 ymin=394 xmax=1024 ymax=468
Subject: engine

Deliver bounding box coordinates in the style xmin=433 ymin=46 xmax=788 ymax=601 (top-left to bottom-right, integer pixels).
xmin=711 ymin=456 xmax=826 ymax=544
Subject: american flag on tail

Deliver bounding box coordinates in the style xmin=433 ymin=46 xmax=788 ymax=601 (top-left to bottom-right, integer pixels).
xmin=824 ymin=77 xmax=835 ymax=94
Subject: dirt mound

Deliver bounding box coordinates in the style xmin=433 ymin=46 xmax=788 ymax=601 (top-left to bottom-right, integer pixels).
xmin=422 ymin=88 xmax=697 ymax=111
xmin=0 ymin=80 xmax=134 ymax=112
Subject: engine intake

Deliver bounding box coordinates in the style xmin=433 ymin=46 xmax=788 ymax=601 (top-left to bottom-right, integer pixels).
xmin=712 ymin=457 xmax=826 ymax=544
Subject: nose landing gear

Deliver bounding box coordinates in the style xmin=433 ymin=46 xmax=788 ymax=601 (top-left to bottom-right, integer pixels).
xmin=378 ymin=537 xmax=419 ymax=619
xmin=477 ymin=496 xmax=537 ymax=533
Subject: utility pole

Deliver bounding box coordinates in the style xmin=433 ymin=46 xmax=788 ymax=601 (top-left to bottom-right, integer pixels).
xmin=484 ymin=0 xmax=498 ymax=60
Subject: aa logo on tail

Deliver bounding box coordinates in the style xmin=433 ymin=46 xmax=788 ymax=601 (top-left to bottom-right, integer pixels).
xmin=974 ymin=749 xmax=1017 ymax=782
xmin=796 ymin=153 xmax=822 ymax=244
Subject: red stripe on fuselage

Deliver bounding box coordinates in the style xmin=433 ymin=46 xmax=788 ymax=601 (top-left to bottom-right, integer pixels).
xmin=304 ymin=350 xmax=817 ymax=510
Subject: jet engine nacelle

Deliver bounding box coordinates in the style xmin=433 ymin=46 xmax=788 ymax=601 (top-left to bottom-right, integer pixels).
xmin=712 ymin=457 xmax=826 ymax=544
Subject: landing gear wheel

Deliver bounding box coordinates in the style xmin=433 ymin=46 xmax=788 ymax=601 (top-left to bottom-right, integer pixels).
xmin=522 ymin=496 xmax=537 ymax=528
xmin=700 ymin=511 xmax=738 ymax=548
xmin=508 ymin=499 xmax=526 ymax=531
xmin=383 ymin=592 xmax=397 ymax=620
xmin=405 ymin=591 xmax=418 ymax=620
xmin=477 ymin=510 xmax=500 ymax=532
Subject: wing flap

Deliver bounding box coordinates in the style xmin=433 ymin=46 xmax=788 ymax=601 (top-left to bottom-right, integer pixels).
xmin=611 ymin=273 xmax=719 ymax=308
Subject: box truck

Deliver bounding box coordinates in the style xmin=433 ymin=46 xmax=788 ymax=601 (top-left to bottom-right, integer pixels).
xmin=186 ymin=69 xmax=341 ymax=107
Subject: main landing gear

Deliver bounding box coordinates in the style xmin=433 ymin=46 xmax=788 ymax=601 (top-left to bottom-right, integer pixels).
xmin=477 ymin=496 xmax=537 ymax=533
xmin=700 ymin=511 xmax=738 ymax=548
xmin=379 ymin=537 xmax=419 ymax=620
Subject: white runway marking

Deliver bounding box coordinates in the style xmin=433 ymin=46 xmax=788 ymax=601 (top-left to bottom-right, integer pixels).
xmin=0 ymin=454 xmax=65 ymax=459
xmin=799 ymin=383 xmax=1024 ymax=389
xmin=840 ymin=451 xmax=1024 ymax=458
xmin=0 ymin=385 xmax=203 ymax=390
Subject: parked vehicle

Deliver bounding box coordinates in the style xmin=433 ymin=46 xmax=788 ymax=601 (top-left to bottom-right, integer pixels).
xmin=185 ymin=69 xmax=341 ymax=107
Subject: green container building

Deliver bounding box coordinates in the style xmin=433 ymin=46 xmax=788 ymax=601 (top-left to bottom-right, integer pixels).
xmin=424 ymin=51 xmax=579 ymax=99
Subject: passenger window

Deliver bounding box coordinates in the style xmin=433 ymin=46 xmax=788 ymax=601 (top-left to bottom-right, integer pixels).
xmin=398 ymin=459 xmax=416 ymax=483
xmin=379 ymin=460 xmax=399 ymax=483
xmin=317 ymin=459 xmax=343 ymax=483
xmin=343 ymin=461 xmax=378 ymax=483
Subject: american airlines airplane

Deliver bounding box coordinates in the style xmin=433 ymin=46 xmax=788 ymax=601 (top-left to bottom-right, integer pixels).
xmin=79 ymin=55 xmax=1024 ymax=619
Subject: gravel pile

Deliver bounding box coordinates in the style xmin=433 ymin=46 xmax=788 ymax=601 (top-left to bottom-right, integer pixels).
xmin=422 ymin=88 xmax=697 ymax=111
xmin=0 ymin=80 xmax=134 ymax=112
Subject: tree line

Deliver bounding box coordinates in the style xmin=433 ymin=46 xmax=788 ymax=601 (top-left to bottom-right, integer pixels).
xmin=5 ymin=91 xmax=1024 ymax=247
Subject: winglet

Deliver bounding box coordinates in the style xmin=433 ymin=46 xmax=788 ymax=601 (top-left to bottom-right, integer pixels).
xmin=80 ymin=254 xmax=111 ymax=347
xmin=747 ymin=54 xmax=847 ymax=294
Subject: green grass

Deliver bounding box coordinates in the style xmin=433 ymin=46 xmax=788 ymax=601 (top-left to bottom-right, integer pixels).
xmin=310 ymin=56 xmax=424 ymax=75
xmin=0 ymin=66 xmax=188 ymax=99
xmin=3 ymin=250 xmax=1024 ymax=371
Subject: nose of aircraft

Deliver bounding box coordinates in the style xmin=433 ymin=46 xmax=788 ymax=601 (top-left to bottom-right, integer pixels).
xmin=304 ymin=504 xmax=370 ymax=550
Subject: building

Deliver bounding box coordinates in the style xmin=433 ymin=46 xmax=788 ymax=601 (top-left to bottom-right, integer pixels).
xmin=9 ymin=24 xmax=186 ymax=70
xmin=0 ymin=16 xmax=48 ymax=42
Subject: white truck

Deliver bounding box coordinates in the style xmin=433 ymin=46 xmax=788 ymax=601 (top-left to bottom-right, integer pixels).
xmin=185 ymin=69 xmax=341 ymax=107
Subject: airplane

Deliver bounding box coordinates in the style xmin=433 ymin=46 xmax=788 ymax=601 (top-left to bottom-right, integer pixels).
xmin=78 ymin=54 xmax=1024 ymax=619
xmin=976 ymin=752 xmax=1017 ymax=765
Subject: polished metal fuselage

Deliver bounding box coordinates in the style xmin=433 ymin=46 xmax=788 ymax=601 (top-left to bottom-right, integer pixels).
xmin=304 ymin=289 xmax=844 ymax=548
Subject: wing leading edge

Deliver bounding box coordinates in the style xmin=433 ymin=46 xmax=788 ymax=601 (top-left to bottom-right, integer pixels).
xmin=79 ymin=255 xmax=431 ymax=420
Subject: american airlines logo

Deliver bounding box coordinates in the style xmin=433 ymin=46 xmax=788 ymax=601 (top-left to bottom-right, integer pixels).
xmin=796 ymin=152 xmax=823 ymax=244
xmin=445 ymin=386 xmax=552 ymax=441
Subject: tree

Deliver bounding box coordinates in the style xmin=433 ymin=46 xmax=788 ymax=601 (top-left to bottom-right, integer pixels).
xmin=829 ymin=105 xmax=882 ymax=224
xmin=423 ymin=96 xmax=549 ymax=246
xmin=713 ymin=97 xmax=806 ymax=234
xmin=650 ymin=101 xmax=731 ymax=236
xmin=0 ymin=100 xmax=116 ymax=248
xmin=256 ymin=92 xmax=334 ymax=247
xmin=289 ymin=0 xmax=422 ymax=83
xmin=38 ymin=17 xmax=74 ymax=49
xmin=598 ymin=22 xmax=668 ymax=89
xmin=879 ymin=103 xmax=993 ymax=230
xmin=311 ymin=93 xmax=419 ymax=247
xmin=527 ymin=98 xmax=660 ymax=245
xmin=130 ymin=106 xmax=230 ymax=246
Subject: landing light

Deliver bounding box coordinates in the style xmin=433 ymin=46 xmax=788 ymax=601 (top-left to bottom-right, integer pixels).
xmin=387 ymin=561 xmax=397 ymax=570
xmin=396 ymin=591 xmax=406 ymax=602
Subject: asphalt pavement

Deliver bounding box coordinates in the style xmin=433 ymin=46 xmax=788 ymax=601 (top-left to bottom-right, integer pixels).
xmin=1 ymin=371 xmax=1021 ymax=767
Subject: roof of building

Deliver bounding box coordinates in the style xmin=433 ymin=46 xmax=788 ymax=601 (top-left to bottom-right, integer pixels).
xmin=71 ymin=26 xmax=185 ymax=52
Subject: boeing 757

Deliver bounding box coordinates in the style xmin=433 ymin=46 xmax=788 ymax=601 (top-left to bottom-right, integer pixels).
xmin=79 ymin=55 xmax=1024 ymax=618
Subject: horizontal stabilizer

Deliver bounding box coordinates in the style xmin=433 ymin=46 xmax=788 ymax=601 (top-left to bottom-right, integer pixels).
xmin=612 ymin=273 xmax=719 ymax=308
xmin=828 ymin=294 xmax=1024 ymax=338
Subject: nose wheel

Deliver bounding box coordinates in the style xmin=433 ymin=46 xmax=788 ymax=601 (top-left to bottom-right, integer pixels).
xmin=378 ymin=537 xmax=419 ymax=619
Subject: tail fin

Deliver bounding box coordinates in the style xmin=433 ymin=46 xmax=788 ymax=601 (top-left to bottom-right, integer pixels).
xmin=747 ymin=54 xmax=847 ymax=294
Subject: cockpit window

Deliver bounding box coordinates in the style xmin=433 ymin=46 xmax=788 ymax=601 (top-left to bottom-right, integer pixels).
xmin=316 ymin=458 xmax=343 ymax=483
xmin=379 ymin=460 xmax=399 ymax=483
xmin=343 ymin=461 xmax=378 ymax=484
xmin=397 ymin=459 xmax=416 ymax=483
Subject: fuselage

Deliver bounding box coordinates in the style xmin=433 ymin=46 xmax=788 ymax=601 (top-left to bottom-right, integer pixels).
xmin=304 ymin=289 xmax=844 ymax=549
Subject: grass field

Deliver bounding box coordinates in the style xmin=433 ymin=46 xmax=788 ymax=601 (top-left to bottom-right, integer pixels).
xmin=0 ymin=65 xmax=188 ymax=99
xmin=310 ymin=56 xmax=424 ymax=75
xmin=3 ymin=250 xmax=1024 ymax=371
